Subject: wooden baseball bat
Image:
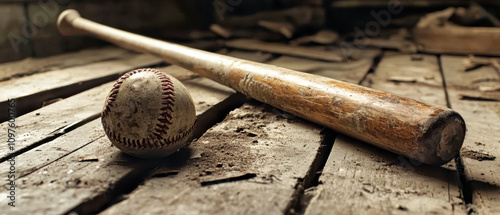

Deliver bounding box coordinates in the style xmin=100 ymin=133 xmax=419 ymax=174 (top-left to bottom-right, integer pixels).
xmin=57 ymin=9 xmax=466 ymax=165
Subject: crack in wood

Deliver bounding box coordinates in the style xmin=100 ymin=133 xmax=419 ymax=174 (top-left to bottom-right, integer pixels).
xmin=0 ymin=61 xmax=167 ymax=123
xmin=284 ymin=128 xmax=336 ymax=215
xmin=0 ymin=112 xmax=101 ymax=164
xmin=358 ymin=51 xmax=384 ymax=87
xmin=438 ymin=55 xmax=474 ymax=214
xmin=63 ymin=159 xmax=161 ymax=215
xmin=200 ymin=172 xmax=257 ymax=186
xmin=19 ymin=134 xmax=105 ymax=179
xmin=458 ymin=94 xmax=500 ymax=102
xmin=64 ymin=92 xmax=248 ymax=215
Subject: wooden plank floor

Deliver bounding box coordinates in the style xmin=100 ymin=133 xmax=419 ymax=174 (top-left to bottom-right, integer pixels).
xmin=305 ymin=53 xmax=465 ymax=214
xmin=0 ymin=44 xmax=498 ymax=215
xmin=441 ymin=56 xmax=500 ymax=214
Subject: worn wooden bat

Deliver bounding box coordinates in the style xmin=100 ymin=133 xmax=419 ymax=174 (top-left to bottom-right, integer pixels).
xmin=57 ymin=9 xmax=466 ymax=165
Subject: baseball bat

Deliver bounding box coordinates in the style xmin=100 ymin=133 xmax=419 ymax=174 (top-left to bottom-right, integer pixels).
xmin=57 ymin=9 xmax=466 ymax=165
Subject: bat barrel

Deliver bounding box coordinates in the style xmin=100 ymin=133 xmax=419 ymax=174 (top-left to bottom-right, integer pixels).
xmin=57 ymin=9 xmax=466 ymax=165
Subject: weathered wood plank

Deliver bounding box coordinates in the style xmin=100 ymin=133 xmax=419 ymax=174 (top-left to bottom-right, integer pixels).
xmin=99 ymin=102 xmax=325 ymax=215
xmin=305 ymin=53 xmax=466 ymax=214
xmin=0 ymin=53 xmax=161 ymax=100
xmin=0 ymin=63 xmax=222 ymax=165
xmin=0 ymin=55 xmax=234 ymax=158
xmin=0 ymin=119 xmax=128 ymax=214
xmin=0 ymin=50 xmax=272 ymax=214
xmin=441 ymin=55 xmax=500 ymax=214
xmin=369 ymin=52 xmax=447 ymax=106
xmin=97 ymin=48 xmax=379 ymax=214
xmin=0 ymin=82 xmax=111 ymax=162
xmin=0 ymin=52 xmax=163 ymax=122
xmin=0 ymin=65 xmax=235 ymax=214
xmin=306 ymin=135 xmax=465 ymax=214
xmin=0 ymin=46 xmax=132 ymax=81
xmin=0 ymin=54 xmax=169 ymax=160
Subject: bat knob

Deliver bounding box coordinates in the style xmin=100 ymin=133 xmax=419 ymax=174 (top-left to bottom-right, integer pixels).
xmin=420 ymin=110 xmax=466 ymax=165
xmin=57 ymin=9 xmax=82 ymax=36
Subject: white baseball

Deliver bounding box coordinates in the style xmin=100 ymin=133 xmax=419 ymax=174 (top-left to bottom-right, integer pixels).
xmin=101 ymin=68 xmax=196 ymax=158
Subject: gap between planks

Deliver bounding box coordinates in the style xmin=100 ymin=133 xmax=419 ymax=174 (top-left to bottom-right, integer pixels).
xmin=0 ymin=50 xmax=164 ymax=123
xmin=304 ymin=52 xmax=466 ymax=215
xmin=0 ymin=50 xmax=272 ymax=214
xmin=97 ymin=101 xmax=325 ymax=215
xmin=0 ymin=66 xmax=242 ymax=214
xmin=0 ymin=46 xmax=132 ymax=82
xmin=0 ymin=45 xmax=378 ymax=213
xmin=74 ymin=48 xmax=380 ymax=214
xmin=441 ymin=55 xmax=500 ymax=214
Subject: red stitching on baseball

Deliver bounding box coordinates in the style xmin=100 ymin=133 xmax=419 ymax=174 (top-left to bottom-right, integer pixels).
xmin=103 ymin=68 xmax=194 ymax=150
xmin=102 ymin=69 xmax=141 ymax=117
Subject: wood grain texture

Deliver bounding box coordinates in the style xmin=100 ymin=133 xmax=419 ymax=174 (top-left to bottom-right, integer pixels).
xmin=0 ymin=82 xmax=111 ymax=161
xmin=97 ymin=50 xmax=365 ymax=215
xmin=99 ymin=102 xmax=324 ymax=215
xmin=57 ymin=11 xmax=466 ymax=165
xmin=0 ymin=119 xmax=136 ymax=214
xmin=0 ymin=52 xmax=162 ymax=122
xmin=369 ymin=52 xmax=447 ymax=106
xmin=0 ymin=46 xmax=132 ymax=81
xmin=0 ymin=62 xmax=223 ymax=166
xmin=0 ymin=53 xmax=160 ymax=100
xmin=0 ymin=51 xmax=165 ymax=159
xmin=306 ymin=136 xmax=465 ymax=215
xmin=0 ymin=65 xmax=235 ymax=214
xmin=305 ymin=53 xmax=466 ymax=215
xmin=441 ymin=55 xmax=500 ymax=214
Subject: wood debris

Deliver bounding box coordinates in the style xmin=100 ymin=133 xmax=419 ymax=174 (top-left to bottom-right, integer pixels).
xmin=479 ymin=85 xmax=500 ymax=92
xmin=387 ymin=76 xmax=417 ymax=83
xmin=210 ymin=24 xmax=232 ymax=39
xmin=458 ymin=93 xmax=500 ymax=102
xmin=225 ymin=39 xmax=344 ymax=62
xmin=461 ymin=148 xmax=496 ymax=161
xmin=200 ymin=172 xmax=257 ymax=186
xmin=414 ymin=7 xmax=500 ymax=56
xmin=356 ymin=38 xmax=418 ymax=54
xmin=463 ymin=55 xmax=500 ymax=76
xmin=349 ymin=29 xmax=418 ymax=53
xmin=78 ymin=156 xmax=99 ymax=162
xmin=291 ymin=30 xmax=339 ymax=45
xmin=222 ymin=6 xmax=324 ymax=30
xmin=258 ymin=20 xmax=295 ymax=39
xmin=416 ymin=7 xmax=456 ymax=28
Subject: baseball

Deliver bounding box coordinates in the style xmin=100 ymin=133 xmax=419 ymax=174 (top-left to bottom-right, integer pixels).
xmin=101 ymin=68 xmax=196 ymax=158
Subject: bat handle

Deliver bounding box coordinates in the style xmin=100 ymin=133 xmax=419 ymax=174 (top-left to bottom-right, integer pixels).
xmin=57 ymin=9 xmax=83 ymax=36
